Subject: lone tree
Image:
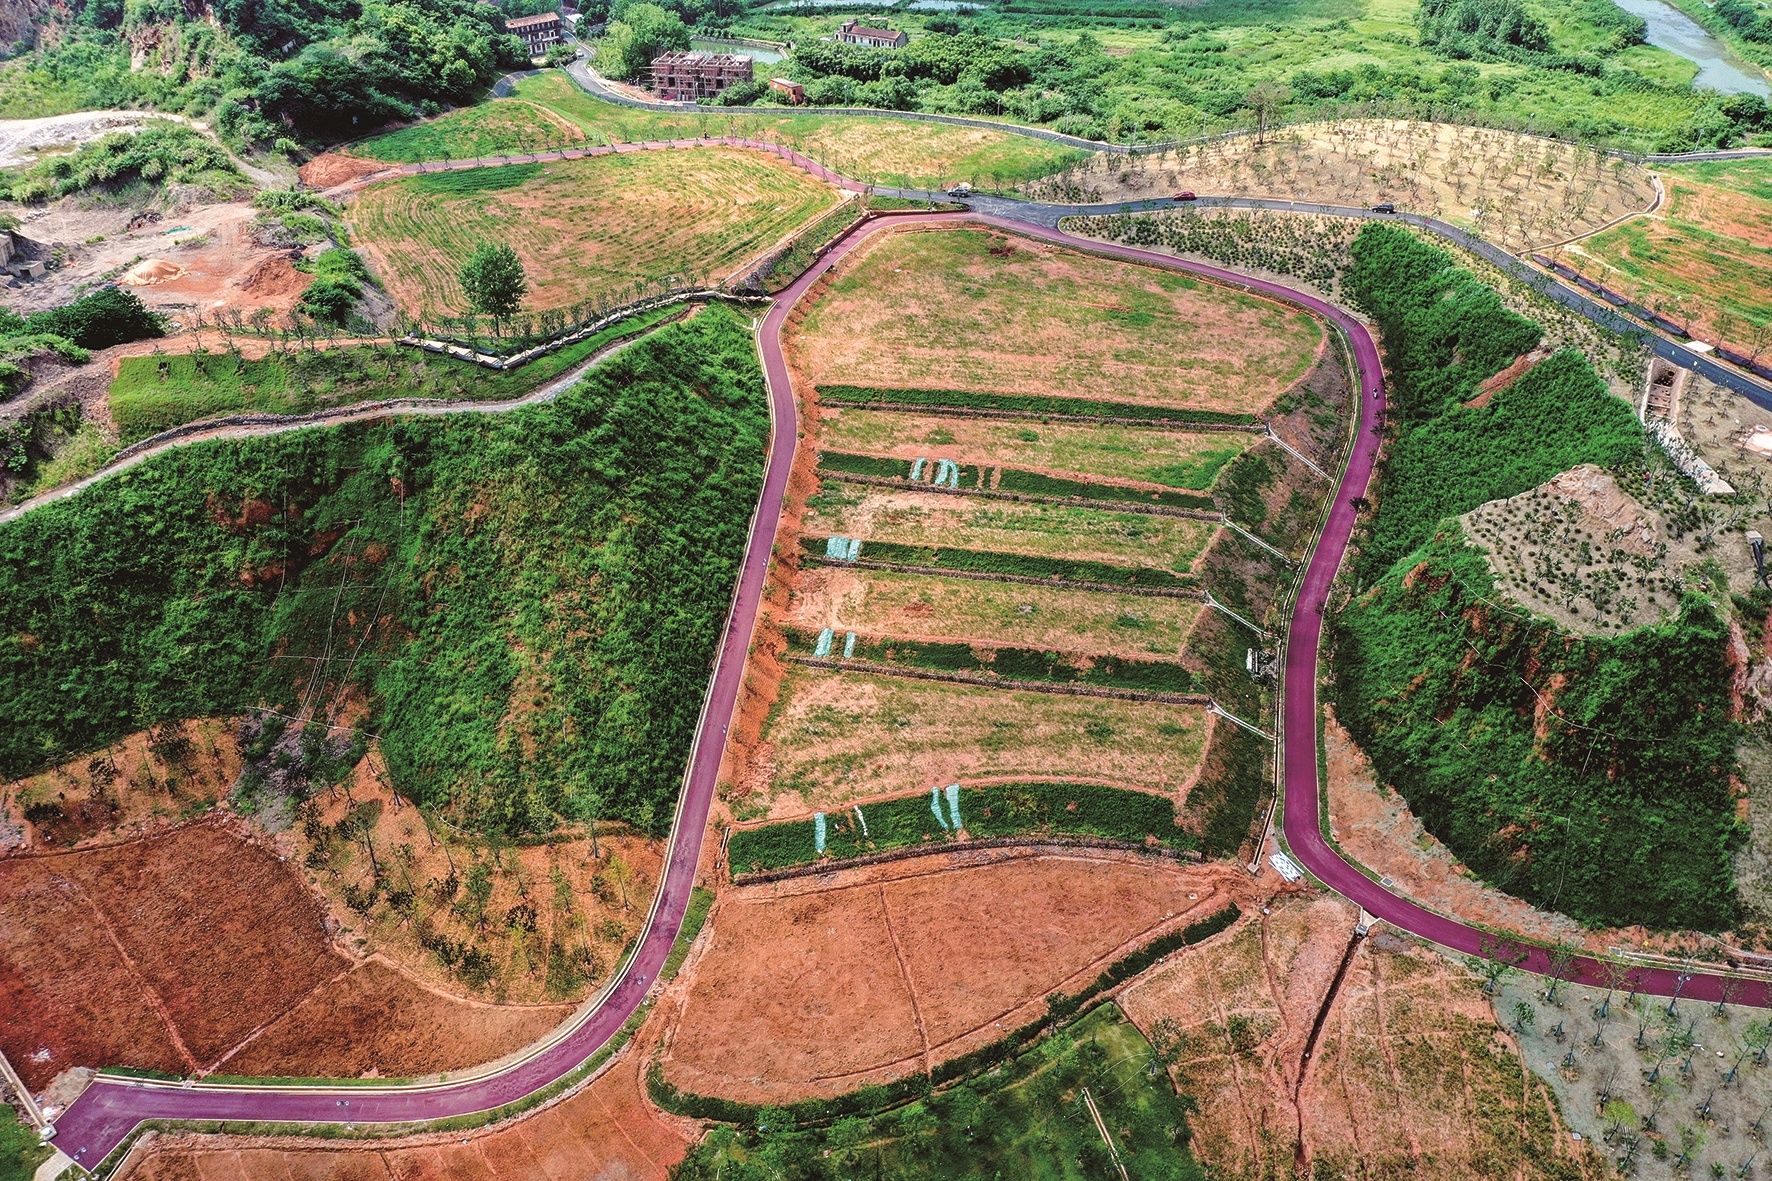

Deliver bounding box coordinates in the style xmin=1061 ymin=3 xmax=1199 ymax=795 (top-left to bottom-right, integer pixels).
xmin=458 ymin=241 xmax=528 ymax=337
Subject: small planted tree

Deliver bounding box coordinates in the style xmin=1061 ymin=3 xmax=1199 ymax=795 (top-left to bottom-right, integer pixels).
xmin=458 ymin=241 xmax=528 ymax=339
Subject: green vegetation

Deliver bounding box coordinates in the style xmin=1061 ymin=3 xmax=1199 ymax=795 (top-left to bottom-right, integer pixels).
xmin=457 ymin=241 xmax=529 ymax=335
xmin=106 ymin=304 xmax=679 ymax=443
xmin=597 ymin=1 xmax=693 ymax=80
xmin=1330 ymin=223 xmax=1738 ymax=929
xmin=296 ymin=247 xmax=375 ymax=326
xmin=664 ymin=1000 xmax=1216 ymax=1180
xmin=1 ymin=307 xmax=767 ymax=837
xmin=1342 ymin=223 xmax=1642 ymax=580
xmin=0 ymin=122 xmax=247 ymax=204
xmin=759 ymin=200 xmax=862 ymax=293
xmin=0 ymin=1106 xmax=49 ymax=1181
xmin=802 ymin=535 xmax=1195 ymax=589
xmin=817 ymin=385 xmax=1262 ymax=425
xmin=818 ymin=450 xmax=1219 ymax=509
xmin=1333 ymin=534 xmax=1741 ymax=930
xmin=728 ymin=779 xmax=1187 ymax=873
xmin=661 ymin=886 xmax=717 ymax=980
xmin=340 ymin=100 xmax=590 ymax=163
xmin=786 ymin=627 xmax=1194 ymax=692
xmin=2 ymin=287 xmax=163 ymax=357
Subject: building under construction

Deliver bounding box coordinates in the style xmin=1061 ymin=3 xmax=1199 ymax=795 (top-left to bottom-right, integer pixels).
xmin=649 ymin=52 xmax=753 ymax=101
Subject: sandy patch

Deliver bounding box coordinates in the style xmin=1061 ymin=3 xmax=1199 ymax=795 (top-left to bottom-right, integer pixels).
xmin=660 ymin=849 xmax=1250 ymax=1103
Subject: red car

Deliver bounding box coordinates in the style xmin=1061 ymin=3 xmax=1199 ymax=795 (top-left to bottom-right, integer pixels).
xmin=1172 ymin=191 xmax=1197 ymax=201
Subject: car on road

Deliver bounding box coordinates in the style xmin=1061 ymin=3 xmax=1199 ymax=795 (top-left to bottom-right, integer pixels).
xmin=1373 ymin=202 xmax=1396 ymax=213
xmin=947 ymin=183 xmax=972 ymax=197
xmin=1173 ymin=191 xmax=1197 ymax=201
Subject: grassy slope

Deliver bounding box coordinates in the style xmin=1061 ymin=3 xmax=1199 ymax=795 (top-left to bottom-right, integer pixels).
xmin=794 ymin=226 xmax=1322 ymax=412
xmin=348 ymin=148 xmax=838 ymax=319
xmin=106 ymin=305 xmax=679 ymax=444
xmin=1332 ymin=223 xmax=1738 ymax=929
xmin=0 ymin=307 xmax=768 ymax=835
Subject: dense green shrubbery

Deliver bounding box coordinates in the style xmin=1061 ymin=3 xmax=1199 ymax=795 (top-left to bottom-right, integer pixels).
xmin=995 ymin=468 xmax=1216 ymax=509
xmin=2 ymin=287 xmax=165 ymax=353
xmin=785 ymin=627 xmax=1194 ymax=693
xmin=727 ymin=780 xmax=1188 ymax=873
xmin=816 ymin=451 xmax=922 ymax=480
xmin=818 ymin=384 xmax=1259 ymax=427
xmin=1344 ymin=224 xmax=1641 ymax=579
xmin=0 ymin=123 xmax=247 ymax=204
xmin=1333 ymin=537 xmax=1741 ymax=929
xmin=802 ymin=535 xmax=1193 ymax=588
xmin=0 ymin=307 xmax=767 ymax=836
xmin=295 ymin=248 xmax=374 ymax=325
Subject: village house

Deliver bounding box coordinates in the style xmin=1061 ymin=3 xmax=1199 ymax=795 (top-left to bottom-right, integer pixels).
xmin=769 ymin=78 xmax=805 ymax=104
xmin=834 ymin=18 xmax=907 ymax=48
xmin=649 ymin=52 xmax=754 ymax=101
xmin=505 ymin=12 xmax=563 ymax=57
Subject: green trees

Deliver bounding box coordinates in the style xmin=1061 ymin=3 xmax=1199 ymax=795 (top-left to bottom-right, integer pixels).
xmin=457 ymin=242 xmax=528 ymax=337
xmin=596 ymin=2 xmax=690 ymax=81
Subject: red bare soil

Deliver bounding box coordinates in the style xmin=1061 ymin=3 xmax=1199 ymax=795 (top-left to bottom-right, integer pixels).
xmin=299 ymin=151 xmax=386 ymax=191
xmin=659 ymin=849 xmax=1254 ymax=1104
xmin=218 ymin=960 xmax=569 ymax=1080
xmin=120 ymin=1049 xmax=694 ymax=1181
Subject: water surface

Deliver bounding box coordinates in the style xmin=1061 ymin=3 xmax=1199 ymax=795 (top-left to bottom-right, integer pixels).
xmin=1609 ymin=0 xmax=1771 ymax=96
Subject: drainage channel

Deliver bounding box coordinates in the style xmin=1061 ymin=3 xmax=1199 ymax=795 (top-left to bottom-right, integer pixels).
xmin=1291 ymin=921 xmax=1367 ymax=1172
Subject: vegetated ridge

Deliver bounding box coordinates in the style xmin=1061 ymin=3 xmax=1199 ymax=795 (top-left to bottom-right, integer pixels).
xmin=0 ymin=307 xmax=767 ymax=836
xmin=1330 ymin=223 xmax=1740 ymax=930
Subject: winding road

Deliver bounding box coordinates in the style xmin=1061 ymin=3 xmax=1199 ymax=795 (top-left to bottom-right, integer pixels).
xmin=39 ymin=152 xmax=1772 ymax=1171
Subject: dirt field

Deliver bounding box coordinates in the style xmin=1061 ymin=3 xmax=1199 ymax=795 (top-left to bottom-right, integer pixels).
xmin=3 ymin=197 xmax=313 ymax=319
xmin=1118 ymin=895 xmax=1606 ymax=1180
xmin=788 ymin=566 xmax=1204 ymax=657
xmin=1550 ymin=158 xmax=1772 ymax=349
xmin=118 ymin=1048 xmax=694 ymax=1181
xmin=659 ymin=849 xmax=1252 ymax=1103
xmin=817 ymin=406 xmax=1251 ymax=489
xmin=789 ymin=226 xmax=1321 ymax=414
xmin=348 ymin=147 xmax=839 ymax=319
xmin=805 ymin=483 xmax=1216 ymax=570
xmin=1036 ymin=119 xmax=1657 ymax=252
xmin=746 ymin=665 xmax=1205 ymax=813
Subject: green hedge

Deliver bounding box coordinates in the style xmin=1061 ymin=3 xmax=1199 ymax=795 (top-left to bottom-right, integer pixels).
xmin=995 ymin=467 xmax=1217 ymax=510
xmin=786 ymin=628 xmax=1193 ymax=693
xmin=801 ymin=536 xmax=1193 ymax=589
xmin=727 ymin=780 xmax=1190 ymax=874
xmin=815 ymin=451 xmax=908 ymax=479
xmin=819 ymin=384 xmax=1260 ymax=426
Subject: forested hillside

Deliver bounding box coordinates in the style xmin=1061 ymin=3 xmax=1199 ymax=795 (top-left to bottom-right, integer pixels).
xmin=1330 ymin=224 xmax=1741 ymax=930
xmin=0 ymin=306 xmax=767 ymax=836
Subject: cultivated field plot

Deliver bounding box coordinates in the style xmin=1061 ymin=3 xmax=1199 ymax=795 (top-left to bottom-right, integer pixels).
xmin=791 ymin=226 xmax=1322 ymax=413
xmin=755 ymin=665 xmax=1204 ymax=810
xmin=349 ymin=147 xmax=839 ymax=318
xmin=818 ymin=406 xmax=1249 ymax=489
xmin=804 ymin=484 xmax=1215 ymax=570
xmin=1119 ymin=896 xmax=1600 ymax=1180
xmin=661 ymin=851 xmax=1243 ymax=1103
xmin=346 ymin=99 xmax=589 ymax=163
xmin=500 ymin=72 xmax=1084 ymax=190
xmin=1042 ymin=119 xmax=1657 ymax=251
xmin=790 ymin=566 xmax=1204 ymax=661
xmin=1550 ymin=157 xmax=1772 ymax=350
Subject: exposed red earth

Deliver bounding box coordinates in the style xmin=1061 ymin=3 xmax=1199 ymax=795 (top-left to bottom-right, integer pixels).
xmin=42 ymin=178 xmax=1772 ymax=1168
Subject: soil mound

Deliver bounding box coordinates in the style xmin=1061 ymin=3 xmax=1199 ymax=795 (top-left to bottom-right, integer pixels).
xmin=298 ymin=151 xmax=383 ymax=190
xmin=120 ymin=258 xmax=186 ymax=285
xmin=239 ymin=254 xmax=311 ymax=299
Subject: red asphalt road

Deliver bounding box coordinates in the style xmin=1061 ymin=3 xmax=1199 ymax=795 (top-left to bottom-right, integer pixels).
xmin=48 ymin=209 xmax=1767 ymax=1170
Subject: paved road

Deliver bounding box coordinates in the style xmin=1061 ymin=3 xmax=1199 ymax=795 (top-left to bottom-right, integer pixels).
xmin=42 ymin=159 xmax=1772 ymax=1170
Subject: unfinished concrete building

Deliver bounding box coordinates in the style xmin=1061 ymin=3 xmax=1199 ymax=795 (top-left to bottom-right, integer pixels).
xmin=649 ymin=52 xmax=753 ymax=101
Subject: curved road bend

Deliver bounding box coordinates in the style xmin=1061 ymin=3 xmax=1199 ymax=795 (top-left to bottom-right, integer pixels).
xmin=45 ymin=214 xmax=1771 ymax=1168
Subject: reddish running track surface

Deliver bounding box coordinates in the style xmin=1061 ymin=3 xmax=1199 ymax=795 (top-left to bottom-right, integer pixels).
xmin=46 ymin=209 xmax=1767 ymax=1173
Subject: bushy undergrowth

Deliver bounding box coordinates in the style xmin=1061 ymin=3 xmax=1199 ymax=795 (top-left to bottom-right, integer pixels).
xmin=727 ymin=780 xmax=1188 ymax=873
xmin=0 ymin=307 xmax=767 ymax=836
xmin=1332 ymin=223 xmax=1735 ymax=929
xmin=785 ymin=627 xmax=1194 ymax=693
xmin=1333 ymin=536 xmax=1741 ymax=929
xmin=801 ymin=535 xmax=1194 ymax=589
xmin=0 ymin=123 xmax=247 ymax=204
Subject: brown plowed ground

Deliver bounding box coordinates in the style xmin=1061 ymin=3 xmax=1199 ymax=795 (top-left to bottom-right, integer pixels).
xmin=119 ymin=1048 xmax=694 ymax=1181
xmin=1118 ymin=895 xmax=1606 ymax=1180
xmin=299 ymin=151 xmax=388 ymax=191
xmin=657 ymin=848 xmax=1254 ymax=1104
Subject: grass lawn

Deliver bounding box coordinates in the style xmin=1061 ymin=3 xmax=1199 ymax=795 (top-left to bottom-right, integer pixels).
xmin=107 ymin=305 xmax=678 ymax=443
xmin=804 ymin=482 xmax=1215 ymax=571
xmin=507 ymin=73 xmax=1085 ymax=190
xmin=792 ymin=567 xmax=1203 ymax=656
xmin=679 ymin=1002 xmax=1204 ymax=1181
xmin=792 ymin=226 xmax=1322 ymax=414
xmin=1553 ymin=157 xmax=1772 ymax=345
xmin=819 ymin=407 xmax=1248 ymax=488
xmin=346 ymin=99 xmax=591 ymax=163
xmin=759 ymin=665 xmax=1205 ymax=809
xmin=348 ymin=146 xmax=839 ymax=319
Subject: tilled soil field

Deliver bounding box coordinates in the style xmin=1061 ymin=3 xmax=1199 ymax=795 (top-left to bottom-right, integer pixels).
xmin=659 ymin=849 xmax=1251 ymax=1104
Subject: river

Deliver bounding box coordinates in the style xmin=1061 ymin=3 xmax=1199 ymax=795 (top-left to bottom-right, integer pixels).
xmin=690 ymin=38 xmax=785 ymax=63
xmin=1609 ymin=0 xmax=1771 ymax=96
